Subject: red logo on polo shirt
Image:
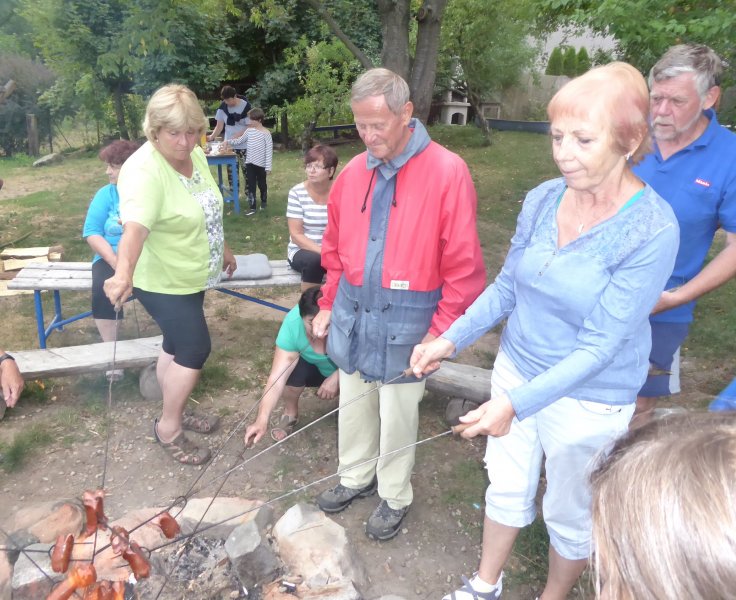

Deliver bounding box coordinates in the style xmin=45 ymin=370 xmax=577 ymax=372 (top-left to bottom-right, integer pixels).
xmin=695 ymin=178 xmax=711 ymax=187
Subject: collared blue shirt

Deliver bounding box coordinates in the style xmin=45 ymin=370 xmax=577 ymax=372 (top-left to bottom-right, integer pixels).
xmin=633 ymin=110 xmax=736 ymax=323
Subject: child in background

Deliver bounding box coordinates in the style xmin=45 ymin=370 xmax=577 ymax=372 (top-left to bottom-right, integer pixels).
xmin=224 ymin=108 xmax=273 ymax=216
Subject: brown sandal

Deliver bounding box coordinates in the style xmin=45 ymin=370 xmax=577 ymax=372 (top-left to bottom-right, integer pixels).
xmin=271 ymin=414 xmax=298 ymax=442
xmin=182 ymin=410 xmax=220 ymax=434
xmin=154 ymin=420 xmax=211 ymax=465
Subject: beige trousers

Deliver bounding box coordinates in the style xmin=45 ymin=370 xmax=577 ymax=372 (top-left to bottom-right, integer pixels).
xmin=337 ymin=369 xmax=426 ymax=509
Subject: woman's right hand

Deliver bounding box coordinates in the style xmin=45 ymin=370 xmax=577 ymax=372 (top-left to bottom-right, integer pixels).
xmin=244 ymin=419 xmax=267 ymax=448
xmin=409 ymin=337 xmax=456 ymax=377
xmin=103 ymin=273 xmax=133 ymax=310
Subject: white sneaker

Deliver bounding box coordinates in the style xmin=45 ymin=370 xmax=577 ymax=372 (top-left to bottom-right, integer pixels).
xmin=443 ymin=572 xmax=503 ymax=600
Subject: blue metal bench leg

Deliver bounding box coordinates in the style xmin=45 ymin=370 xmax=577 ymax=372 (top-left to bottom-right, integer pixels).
xmin=232 ymin=162 xmax=240 ymax=214
xmin=34 ymin=290 xmax=48 ymax=349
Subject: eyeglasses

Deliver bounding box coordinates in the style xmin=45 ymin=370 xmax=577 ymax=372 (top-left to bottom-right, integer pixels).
xmin=305 ymin=163 xmax=327 ymax=172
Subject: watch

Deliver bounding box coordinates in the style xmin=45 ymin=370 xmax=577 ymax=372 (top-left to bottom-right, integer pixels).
xmin=0 ymin=353 xmax=15 ymax=366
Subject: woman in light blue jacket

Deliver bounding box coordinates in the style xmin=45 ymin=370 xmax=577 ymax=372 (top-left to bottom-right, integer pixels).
xmin=411 ymin=63 xmax=679 ymax=600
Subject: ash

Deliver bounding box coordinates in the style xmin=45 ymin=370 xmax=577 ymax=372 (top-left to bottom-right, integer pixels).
xmin=135 ymin=537 xmax=245 ymax=599
xmin=167 ymin=536 xmax=229 ymax=582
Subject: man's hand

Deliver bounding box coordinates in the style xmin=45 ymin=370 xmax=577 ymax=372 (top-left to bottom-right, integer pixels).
xmin=317 ymin=372 xmax=339 ymax=399
xmin=244 ymin=419 xmax=268 ymax=448
xmin=312 ymin=310 xmax=332 ymax=338
xmin=0 ymin=359 xmax=24 ymax=408
xmin=651 ymin=289 xmax=681 ymax=315
xmin=458 ymin=394 xmax=516 ymax=439
xmin=410 ymin=337 xmax=456 ymax=377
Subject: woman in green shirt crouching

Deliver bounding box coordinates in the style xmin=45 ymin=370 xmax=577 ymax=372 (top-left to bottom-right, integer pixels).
xmin=244 ymin=287 xmax=339 ymax=446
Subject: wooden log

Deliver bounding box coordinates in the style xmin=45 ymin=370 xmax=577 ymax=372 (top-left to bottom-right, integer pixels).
xmin=425 ymin=361 xmax=492 ymax=404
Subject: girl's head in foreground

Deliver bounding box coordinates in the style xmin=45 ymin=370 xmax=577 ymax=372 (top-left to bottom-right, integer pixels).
xmin=591 ymin=412 xmax=736 ymax=599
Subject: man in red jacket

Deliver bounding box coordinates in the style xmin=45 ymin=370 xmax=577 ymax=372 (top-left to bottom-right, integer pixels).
xmin=312 ymin=68 xmax=486 ymax=540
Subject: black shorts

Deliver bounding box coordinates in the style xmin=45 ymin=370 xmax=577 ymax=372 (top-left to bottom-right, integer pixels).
xmin=286 ymin=356 xmax=327 ymax=388
xmin=91 ymin=259 xmax=123 ymax=320
xmin=134 ymin=288 xmax=211 ymax=370
xmin=288 ymin=249 xmax=325 ymax=284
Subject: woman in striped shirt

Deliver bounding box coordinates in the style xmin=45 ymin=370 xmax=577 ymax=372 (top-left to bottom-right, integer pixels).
xmin=286 ymin=145 xmax=339 ymax=290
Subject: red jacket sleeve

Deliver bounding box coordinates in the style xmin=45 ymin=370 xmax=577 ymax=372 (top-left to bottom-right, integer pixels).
xmin=318 ymin=179 xmax=343 ymax=311
xmin=429 ymin=159 xmax=486 ymax=336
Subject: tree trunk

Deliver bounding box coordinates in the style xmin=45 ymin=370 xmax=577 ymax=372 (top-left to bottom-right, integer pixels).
xmin=377 ymin=0 xmax=411 ymax=81
xmin=280 ymin=111 xmax=290 ymax=148
xmin=112 ymin=86 xmax=130 ymax=140
xmin=467 ymin=87 xmax=492 ymax=146
xmin=410 ymin=0 xmax=448 ymax=123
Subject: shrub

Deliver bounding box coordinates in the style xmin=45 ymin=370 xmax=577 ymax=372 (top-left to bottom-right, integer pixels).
xmin=0 ymin=54 xmax=56 ymax=156
xmin=546 ymin=47 xmax=564 ymax=76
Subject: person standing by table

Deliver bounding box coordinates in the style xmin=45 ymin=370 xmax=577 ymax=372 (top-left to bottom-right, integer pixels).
xmin=286 ymin=145 xmax=339 ymax=291
xmin=223 ymin=108 xmax=272 ymax=215
xmin=105 ymin=84 xmax=237 ymax=466
xmin=410 ymin=63 xmax=678 ymax=600
xmin=207 ymin=85 xmax=251 ymax=196
xmin=82 ymin=139 xmax=139 ymax=381
xmin=631 ymin=44 xmax=736 ymax=426
xmin=311 ymin=68 xmax=486 ymax=541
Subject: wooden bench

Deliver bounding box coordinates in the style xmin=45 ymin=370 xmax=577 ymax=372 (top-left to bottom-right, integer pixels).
xmin=11 ymin=336 xmax=162 ymax=379
xmin=8 ymin=260 xmax=301 ymax=348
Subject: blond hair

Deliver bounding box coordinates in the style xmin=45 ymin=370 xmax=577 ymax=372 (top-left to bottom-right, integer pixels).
xmin=590 ymin=412 xmax=736 ymax=599
xmin=547 ymin=62 xmax=651 ymax=163
xmin=142 ymin=84 xmax=207 ymax=143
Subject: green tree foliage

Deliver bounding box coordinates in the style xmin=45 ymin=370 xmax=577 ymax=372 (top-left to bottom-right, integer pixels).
xmin=252 ymin=0 xmax=448 ymax=122
xmin=562 ymin=45 xmax=577 ymax=77
xmin=282 ymin=37 xmax=361 ymax=138
xmin=0 ymin=54 xmax=56 ymax=156
xmin=21 ymin=0 xmax=234 ymax=139
xmin=546 ymin=47 xmax=564 ymax=75
xmin=576 ymin=46 xmax=591 ymax=74
xmin=536 ymin=0 xmax=735 ymax=80
xmin=439 ymin=0 xmax=539 ymax=144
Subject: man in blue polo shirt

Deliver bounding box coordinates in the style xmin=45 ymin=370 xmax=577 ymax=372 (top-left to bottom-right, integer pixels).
xmin=631 ymin=44 xmax=736 ymax=425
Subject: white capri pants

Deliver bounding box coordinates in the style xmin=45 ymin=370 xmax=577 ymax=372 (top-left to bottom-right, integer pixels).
xmin=484 ymin=350 xmax=635 ymax=560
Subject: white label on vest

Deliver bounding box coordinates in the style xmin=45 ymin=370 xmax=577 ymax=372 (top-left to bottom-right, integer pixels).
xmin=390 ymin=280 xmax=410 ymax=290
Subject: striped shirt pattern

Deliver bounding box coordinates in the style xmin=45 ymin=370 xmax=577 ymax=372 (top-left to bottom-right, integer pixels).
xmin=286 ymin=182 xmax=328 ymax=261
xmin=229 ymin=128 xmax=273 ymax=171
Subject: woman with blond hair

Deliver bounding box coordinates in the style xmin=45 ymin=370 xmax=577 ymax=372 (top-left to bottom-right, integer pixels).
xmin=411 ymin=62 xmax=679 ymax=599
xmin=591 ymin=412 xmax=736 ymax=599
xmin=105 ymin=84 xmax=237 ymax=465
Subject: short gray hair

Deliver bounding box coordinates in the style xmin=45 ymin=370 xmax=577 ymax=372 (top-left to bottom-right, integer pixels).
xmin=351 ymin=68 xmax=410 ymax=115
xmin=649 ymin=44 xmax=723 ymax=99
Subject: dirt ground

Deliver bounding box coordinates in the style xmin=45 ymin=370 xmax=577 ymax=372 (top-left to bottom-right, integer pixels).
xmin=0 ymin=287 xmax=718 ymax=600
xmin=0 ymin=165 xmax=721 ymax=599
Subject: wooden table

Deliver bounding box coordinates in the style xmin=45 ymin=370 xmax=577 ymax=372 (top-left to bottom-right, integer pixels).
xmin=206 ymin=153 xmax=240 ymax=214
xmin=8 ymin=261 xmax=300 ymax=348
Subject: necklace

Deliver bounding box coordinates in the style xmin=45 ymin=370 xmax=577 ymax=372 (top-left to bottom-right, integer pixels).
xmin=573 ymin=198 xmax=614 ymax=234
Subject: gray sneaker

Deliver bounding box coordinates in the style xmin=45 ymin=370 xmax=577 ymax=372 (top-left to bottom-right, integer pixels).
xmin=365 ymin=500 xmax=409 ymax=540
xmin=316 ymin=478 xmax=377 ymax=513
